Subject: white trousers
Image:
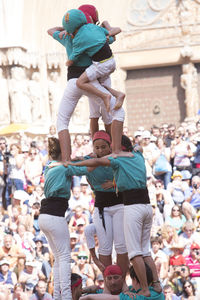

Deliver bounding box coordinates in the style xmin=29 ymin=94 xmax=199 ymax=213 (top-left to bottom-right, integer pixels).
xmin=38 ymin=214 xmax=72 ymax=300
xmin=124 ymin=204 xmax=153 ymax=260
xmin=93 ymin=204 xmax=127 ymax=256
xmin=57 ymin=78 xmax=125 ymax=132
xmin=86 ymin=57 xmax=116 ymax=82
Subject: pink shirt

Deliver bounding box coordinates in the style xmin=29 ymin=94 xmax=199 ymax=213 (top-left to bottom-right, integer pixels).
xmin=185 ymin=255 xmax=200 ymax=277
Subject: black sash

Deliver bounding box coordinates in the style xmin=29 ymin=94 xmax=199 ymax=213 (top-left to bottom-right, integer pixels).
xmin=40 ymin=197 xmax=69 ymax=217
xmin=67 ymin=66 xmax=88 ymax=80
xmin=91 ymin=42 xmax=113 ymax=62
xmin=95 ymin=191 xmax=123 ymax=230
xmin=122 ymin=188 xmax=150 ymax=205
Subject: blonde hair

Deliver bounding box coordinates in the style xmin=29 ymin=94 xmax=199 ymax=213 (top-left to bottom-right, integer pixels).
xmin=161 ymin=224 xmax=178 ymax=241
xmin=48 ymin=137 xmax=61 ymax=160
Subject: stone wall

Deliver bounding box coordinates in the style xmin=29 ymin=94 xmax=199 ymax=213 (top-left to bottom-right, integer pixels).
xmin=125 ymin=65 xmax=187 ymax=132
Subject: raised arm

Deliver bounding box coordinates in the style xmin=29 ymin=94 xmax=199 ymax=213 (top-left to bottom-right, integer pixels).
xmin=108 ymin=27 xmax=121 ymax=37
xmin=47 ymin=26 xmax=65 ymax=37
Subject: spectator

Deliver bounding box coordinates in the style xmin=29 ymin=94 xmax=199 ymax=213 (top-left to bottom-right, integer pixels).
xmin=165 ymin=124 xmax=176 ymax=147
xmin=163 ymin=284 xmax=181 ymax=299
xmin=169 ymin=244 xmax=185 ymax=267
xmin=167 ymin=172 xmax=187 ymax=206
xmin=72 ymin=251 xmax=95 ymax=287
xmin=29 ymin=279 xmax=53 ymax=300
xmin=185 ymin=243 xmax=200 ymax=289
xmin=179 ymin=221 xmax=200 ymax=256
xmin=69 ymin=186 xmax=90 ymax=213
xmin=153 ymin=180 xmax=174 ymax=220
xmin=165 ymin=205 xmax=186 ymax=235
xmin=170 ymin=266 xmax=192 ymax=297
xmin=24 ymin=147 xmax=43 ymax=187
xmin=161 ymin=225 xmax=179 ymax=256
xmin=33 ymin=236 xmax=51 ymax=281
xmin=182 ymin=176 xmax=200 ymax=221
xmin=95 ymin=273 xmax=104 ymax=289
xmin=0 ymin=258 xmax=17 ymax=291
xmin=170 ymin=132 xmax=193 ymax=175
xmin=18 ymin=260 xmax=44 ymax=295
xmin=70 ymin=232 xmax=81 ymax=264
xmin=69 ymin=205 xmax=89 ymax=233
xmin=153 ymin=137 xmax=172 ymax=189
xmin=13 ymin=223 xmax=35 ymax=258
xmin=151 ymin=201 xmax=164 ymax=237
xmin=133 ymin=131 xmax=143 ymax=146
xmin=0 ymin=234 xmax=25 ymax=270
xmin=7 ymin=190 xmax=30 ymax=217
xmin=8 ymin=282 xmax=29 ymax=300
xmin=181 ymin=279 xmax=196 ymax=299
xmin=4 ymin=143 xmax=26 ymax=208
xmin=150 ymin=236 xmax=168 ymax=285
xmin=142 ymin=130 xmax=157 ymax=178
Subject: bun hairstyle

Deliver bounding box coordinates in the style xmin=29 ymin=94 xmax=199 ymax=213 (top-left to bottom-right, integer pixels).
xmin=48 ymin=137 xmax=61 ymax=160
xmin=121 ymin=135 xmax=133 ymax=152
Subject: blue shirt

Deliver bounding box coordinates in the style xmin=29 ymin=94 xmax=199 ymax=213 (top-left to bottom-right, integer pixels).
xmin=108 ymin=151 xmax=147 ymax=191
xmin=53 ymin=31 xmax=92 ymax=67
xmin=44 ymin=162 xmax=87 ymax=199
xmin=69 ymin=24 xmax=109 ymax=62
xmin=184 ymin=187 xmax=200 ymax=208
xmin=84 ymin=155 xmax=115 ymax=192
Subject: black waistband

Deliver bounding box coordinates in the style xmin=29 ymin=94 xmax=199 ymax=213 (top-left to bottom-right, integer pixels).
xmin=122 ymin=188 xmax=150 ymax=206
xmin=40 ymin=197 xmax=69 ymax=217
xmin=94 ymin=191 xmax=123 ymax=208
xmin=91 ymin=42 xmax=113 ymax=62
xmin=67 ymin=66 xmax=89 ymax=80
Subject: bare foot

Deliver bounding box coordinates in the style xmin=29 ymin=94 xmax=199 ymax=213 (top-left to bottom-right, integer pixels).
xmin=137 ymin=289 xmax=151 ymax=297
xmin=152 ymin=281 xmax=162 ymax=293
xmin=102 ymin=94 xmax=111 ymax=112
xmin=114 ymin=93 xmax=125 ymax=110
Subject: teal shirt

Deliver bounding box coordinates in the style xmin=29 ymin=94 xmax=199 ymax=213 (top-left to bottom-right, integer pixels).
xmin=108 ymin=151 xmax=147 ymax=191
xmin=83 ymin=156 xmax=115 ymax=192
xmin=119 ymin=287 xmax=165 ymax=300
xmin=69 ymin=24 xmax=109 ymax=62
xmin=53 ymin=31 xmax=92 ymax=67
xmin=44 ymin=162 xmax=87 ymax=199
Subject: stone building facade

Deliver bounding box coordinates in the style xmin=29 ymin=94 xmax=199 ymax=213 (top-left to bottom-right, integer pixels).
xmin=1 ymin=0 xmax=200 ymax=134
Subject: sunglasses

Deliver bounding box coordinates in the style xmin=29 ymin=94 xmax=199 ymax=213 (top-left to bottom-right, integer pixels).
xmin=78 ymin=256 xmax=87 ymax=260
xmin=172 ymin=209 xmax=180 ymax=211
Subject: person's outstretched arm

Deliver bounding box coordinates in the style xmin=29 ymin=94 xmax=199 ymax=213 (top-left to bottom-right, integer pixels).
xmin=80 ymin=295 xmax=119 ymax=300
xmin=66 ymin=157 xmax=111 ymax=168
xmin=47 ymin=27 xmax=64 ymax=37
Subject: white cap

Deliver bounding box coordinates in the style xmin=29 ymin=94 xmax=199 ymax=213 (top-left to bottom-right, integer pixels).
xmin=134 ymin=131 xmax=142 ymax=138
xmin=0 ymin=259 xmax=10 ymax=266
xmin=13 ymin=190 xmax=30 ymax=202
xmin=70 ymin=232 xmax=78 ymax=239
xmin=76 ymin=218 xmax=85 ymax=226
xmin=25 ymin=260 xmax=36 ymax=267
xmin=142 ymin=130 xmax=151 ymax=139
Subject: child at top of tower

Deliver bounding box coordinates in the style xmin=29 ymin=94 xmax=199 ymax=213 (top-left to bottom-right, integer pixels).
xmin=63 ymin=9 xmax=124 ymax=113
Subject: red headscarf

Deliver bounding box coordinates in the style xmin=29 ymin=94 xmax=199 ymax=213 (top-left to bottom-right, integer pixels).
xmin=93 ymin=131 xmax=111 ymax=145
xmin=78 ymin=4 xmax=99 ymax=24
xmin=84 ymin=12 xmax=93 ymax=24
xmin=103 ymin=265 xmax=123 ymax=277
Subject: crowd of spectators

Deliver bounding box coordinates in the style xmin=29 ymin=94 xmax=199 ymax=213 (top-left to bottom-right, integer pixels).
xmin=0 ymin=120 xmax=200 ymax=299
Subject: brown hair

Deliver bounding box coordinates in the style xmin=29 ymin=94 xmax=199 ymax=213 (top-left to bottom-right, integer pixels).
xmin=48 ymin=137 xmax=61 ymax=160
